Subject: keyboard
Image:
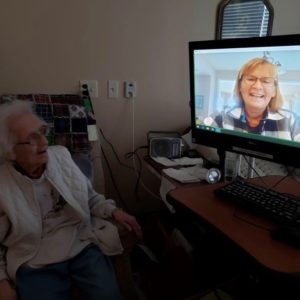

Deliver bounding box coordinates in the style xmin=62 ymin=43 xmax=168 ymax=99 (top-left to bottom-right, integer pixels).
xmin=214 ymin=179 xmax=300 ymax=227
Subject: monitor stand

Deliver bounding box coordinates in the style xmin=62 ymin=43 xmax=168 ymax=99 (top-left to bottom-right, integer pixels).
xmin=217 ymin=147 xmax=226 ymax=180
xmin=218 ymin=148 xmax=245 ymax=181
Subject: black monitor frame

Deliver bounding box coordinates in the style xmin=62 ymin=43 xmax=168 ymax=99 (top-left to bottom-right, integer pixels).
xmin=189 ymin=34 xmax=300 ymax=168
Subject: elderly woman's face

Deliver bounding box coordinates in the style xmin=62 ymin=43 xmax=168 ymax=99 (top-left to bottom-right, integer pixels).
xmin=9 ymin=113 xmax=48 ymax=170
xmin=239 ymin=64 xmax=276 ymax=114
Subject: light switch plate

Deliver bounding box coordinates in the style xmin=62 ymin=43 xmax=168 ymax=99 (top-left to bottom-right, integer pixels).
xmin=108 ymin=80 xmax=119 ymax=98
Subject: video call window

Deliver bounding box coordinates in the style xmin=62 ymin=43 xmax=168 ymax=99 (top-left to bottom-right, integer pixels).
xmin=194 ymin=46 xmax=300 ymax=124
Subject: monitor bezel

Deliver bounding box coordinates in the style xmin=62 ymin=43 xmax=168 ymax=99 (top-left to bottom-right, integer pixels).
xmin=189 ymin=34 xmax=300 ymax=167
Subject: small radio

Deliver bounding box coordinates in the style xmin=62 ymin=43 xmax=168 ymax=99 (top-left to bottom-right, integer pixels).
xmin=149 ymin=137 xmax=182 ymax=158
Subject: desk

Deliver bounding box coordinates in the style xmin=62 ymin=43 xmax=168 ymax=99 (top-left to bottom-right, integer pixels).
xmin=167 ymin=176 xmax=300 ymax=274
xmin=144 ymin=156 xmax=207 ymax=213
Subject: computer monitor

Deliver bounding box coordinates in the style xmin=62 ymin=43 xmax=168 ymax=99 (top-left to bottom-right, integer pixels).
xmin=189 ymin=34 xmax=300 ymax=168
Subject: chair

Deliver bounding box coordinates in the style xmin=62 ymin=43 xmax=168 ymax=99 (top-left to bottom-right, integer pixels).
xmin=0 ymin=93 xmax=139 ymax=300
xmin=71 ymin=152 xmax=139 ymax=300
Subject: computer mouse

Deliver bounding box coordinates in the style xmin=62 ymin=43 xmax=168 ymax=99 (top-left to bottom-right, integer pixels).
xmin=270 ymin=226 xmax=300 ymax=248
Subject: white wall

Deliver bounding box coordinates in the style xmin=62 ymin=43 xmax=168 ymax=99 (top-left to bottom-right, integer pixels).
xmin=0 ymin=0 xmax=299 ymax=213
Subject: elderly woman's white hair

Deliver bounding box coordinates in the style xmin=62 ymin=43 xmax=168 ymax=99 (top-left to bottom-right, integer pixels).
xmin=0 ymin=100 xmax=35 ymax=161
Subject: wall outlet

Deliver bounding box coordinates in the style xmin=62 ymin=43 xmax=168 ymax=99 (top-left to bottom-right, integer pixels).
xmin=79 ymin=80 xmax=98 ymax=98
xmin=124 ymin=81 xmax=137 ymax=98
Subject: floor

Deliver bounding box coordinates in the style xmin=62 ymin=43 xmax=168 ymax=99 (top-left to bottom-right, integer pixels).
xmin=130 ymin=210 xmax=300 ymax=300
xmin=131 ymin=206 xmax=300 ymax=300
xmin=130 ymin=212 xmax=241 ymax=300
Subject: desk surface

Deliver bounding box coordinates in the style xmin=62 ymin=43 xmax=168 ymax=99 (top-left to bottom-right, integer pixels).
xmin=169 ymin=176 xmax=300 ymax=274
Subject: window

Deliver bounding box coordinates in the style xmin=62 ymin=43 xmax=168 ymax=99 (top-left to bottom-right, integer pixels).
xmin=216 ymin=0 xmax=274 ymax=39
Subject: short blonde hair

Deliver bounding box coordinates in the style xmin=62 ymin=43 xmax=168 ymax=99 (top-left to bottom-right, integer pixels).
xmin=0 ymin=100 xmax=34 ymax=160
xmin=233 ymin=57 xmax=284 ymax=111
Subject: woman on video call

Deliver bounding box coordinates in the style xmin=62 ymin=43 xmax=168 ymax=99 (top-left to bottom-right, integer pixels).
xmin=204 ymin=57 xmax=300 ymax=141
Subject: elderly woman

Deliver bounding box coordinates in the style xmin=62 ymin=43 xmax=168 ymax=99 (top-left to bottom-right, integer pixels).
xmin=0 ymin=100 xmax=142 ymax=300
xmin=204 ymin=57 xmax=300 ymax=141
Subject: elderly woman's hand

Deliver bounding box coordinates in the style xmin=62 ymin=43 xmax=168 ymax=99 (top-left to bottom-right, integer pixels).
xmin=0 ymin=280 xmax=18 ymax=300
xmin=112 ymin=209 xmax=143 ymax=241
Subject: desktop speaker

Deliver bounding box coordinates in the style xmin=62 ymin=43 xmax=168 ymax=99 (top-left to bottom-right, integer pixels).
xmin=149 ymin=137 xmax=182 ymax=158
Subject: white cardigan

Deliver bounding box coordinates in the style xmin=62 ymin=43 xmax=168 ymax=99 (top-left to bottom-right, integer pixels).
xmin=0 ymin=146 xmax=123 ymax=281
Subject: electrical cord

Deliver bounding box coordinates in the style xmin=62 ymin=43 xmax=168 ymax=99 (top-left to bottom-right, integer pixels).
xmin=98 ymin=127 xmax=134 ymax=171
xmin=100 ymin=144 xmax=130 ymax=212
xmin=242 ymin=155 xmax=269 ymax=186
xmin=124 ymin=146 xmax=149 ymax=200
xmin=98 ymin=92 xmax=165 ymax=202
xmin=98 ymin=126 xmax=162 ymax=201
xmin=242 ymin=155 xmax=291 ymax=189
xmin=129 ymin=96 xmax=164 ymax=201
xmin=231 ymin=156 xmax=298 ymax=231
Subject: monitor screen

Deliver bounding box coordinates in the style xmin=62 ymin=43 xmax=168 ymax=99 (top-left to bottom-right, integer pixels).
xmin=189 ymin=34 xmax=300 ymax=167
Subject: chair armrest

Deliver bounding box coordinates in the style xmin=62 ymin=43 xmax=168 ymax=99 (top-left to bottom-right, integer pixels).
xmin=108 ymin=219 xmax=140 ymax=300
xmin=109 ymin=219 xmax=138 ymax=254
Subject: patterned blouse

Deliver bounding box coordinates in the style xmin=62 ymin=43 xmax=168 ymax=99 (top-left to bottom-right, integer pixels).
xmin=203 ymin=106 xmax=300 ymax=141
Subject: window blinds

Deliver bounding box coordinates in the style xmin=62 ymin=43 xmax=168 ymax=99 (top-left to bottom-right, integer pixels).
xmin=221 ymin=1 xmax=270 ymax=39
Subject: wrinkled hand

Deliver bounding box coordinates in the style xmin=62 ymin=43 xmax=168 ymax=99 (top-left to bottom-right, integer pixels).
xmin=112 ymin=209 xmax=143 ymax=240
xmin=0 ymin=280 xmax=17 ymax=300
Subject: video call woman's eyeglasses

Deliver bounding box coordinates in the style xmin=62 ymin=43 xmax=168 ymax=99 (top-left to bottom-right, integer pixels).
xmin=15 ymin=125 xmax=51 ymax=146
xmin=242 ymin=75 xmax=276 ymax=87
